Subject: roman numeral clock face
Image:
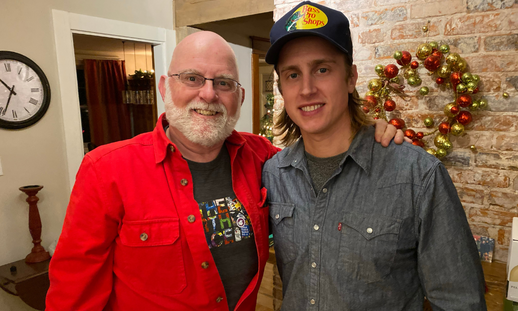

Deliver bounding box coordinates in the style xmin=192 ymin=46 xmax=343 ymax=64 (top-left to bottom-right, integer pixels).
xmin=0 ymin=51 xmax=51 ymax=129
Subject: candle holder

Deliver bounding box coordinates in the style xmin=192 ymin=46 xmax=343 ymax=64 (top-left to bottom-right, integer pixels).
xmin=19 ymin=185 xmax=50 ymax=263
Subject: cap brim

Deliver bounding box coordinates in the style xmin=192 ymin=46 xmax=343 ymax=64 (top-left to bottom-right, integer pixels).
xmin=265 ymin=30 xmax=350 ymax=65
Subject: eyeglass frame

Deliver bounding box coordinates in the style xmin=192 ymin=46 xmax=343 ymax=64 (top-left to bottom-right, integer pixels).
xmin=168 ymin=72 xmax=242 ymax=93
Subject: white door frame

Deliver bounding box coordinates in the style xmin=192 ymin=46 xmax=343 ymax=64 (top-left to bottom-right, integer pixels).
xmin=52 ymin=10 xmax=173 ymax=192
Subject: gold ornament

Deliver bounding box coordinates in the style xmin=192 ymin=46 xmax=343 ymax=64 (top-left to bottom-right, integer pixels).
xmin=393 ymin=51 xmax=403 ymax=60
xmin=416 ymin=43 xmax=433 ymax=60
xmin=375 ymin=64 xmax=384 ymax=75
xmin=434 ymin=134 xmax=449 ymax=148
xmin=456 ymin=83 xmax=467 ymax=94
xmin=419 ymin=86 xmax=430 ymax=96
xmin=422 ymin=25 xmax=429 ymax=32
xmin=436 ymin=148 xmax=448 ymax=158
xmin=381 ymin=88 xmax=390 ymax=97
xmin=503 ymin=92 xmax=510 ymax=98
xmin=437 ymin=65 xmax=451 ymax=78
xmin=450 ymin=123 xmax=465 ymax=136
xmin=467 ymin=81 xmax=477 ymax=90
xmin=368 ymin=79 xmax=383 ymax=92
xmin=439 ymin=44 xmax=450 ymax=54
xmin=365 ymin=90 xmax=375 ymax=97
xmin=479 ymin=98 xmax=488 ymax=109
xmin=424 ymin=117 xmax=434 ymax=127
xmin=472 ymin=75 xmax=480 ymax=84
xmin=442 ymin=140 xmax=453 ymax=151
xmin=390 ymin=76 xmax=400 ymax=84
xmin=469 ymin=101 xmax=479 ymax=111
xmin=426 ymin=148 xmax=437 ymax=156
xmin=404 ymin=68 xmax=417 ymax=79
xmin=470 ymin=145 xmax=477 ymax=151
xmin=454 ymin=58 xmax=467 ymax=72
xmin=444 ymin=102 xmax=459 ymax=117
xmin=446 ymin=53 xmax=461 ymax=66
xmin=429 ymin=41 xmax=439 ymax=49
xmin=415 ymin=77 xmax=422 ymax=86
xmin=461 ymin=72 xmax=473 ymax=83
xmin=407 ymin=76 xmax=418 ymax=86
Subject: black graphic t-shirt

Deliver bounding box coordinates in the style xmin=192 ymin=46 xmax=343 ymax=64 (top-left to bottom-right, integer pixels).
xmin=186 ymin=146 xmax=258 ymax=311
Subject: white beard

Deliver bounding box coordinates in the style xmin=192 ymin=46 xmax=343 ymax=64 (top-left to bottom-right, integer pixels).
xmin=164 ymin=82 xmax=241 ymax=147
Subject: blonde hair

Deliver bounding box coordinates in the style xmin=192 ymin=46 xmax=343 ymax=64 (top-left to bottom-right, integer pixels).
xmin=274 ymin=56 xmax=373 ymax=147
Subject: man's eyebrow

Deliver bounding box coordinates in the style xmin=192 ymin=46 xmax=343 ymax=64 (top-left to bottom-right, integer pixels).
xmin=279 ymin=58 xmax=338 ymax=73
xmin=176 ymin=70 xmax=236 ymax=80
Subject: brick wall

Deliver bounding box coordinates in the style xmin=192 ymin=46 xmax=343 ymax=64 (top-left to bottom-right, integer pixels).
xmin=272 ymin=0 xmax=518 ymax=264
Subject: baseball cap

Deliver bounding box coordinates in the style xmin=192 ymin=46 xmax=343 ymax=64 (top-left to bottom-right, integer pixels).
xmin=265 ymin=1 xmax=353 ymax=65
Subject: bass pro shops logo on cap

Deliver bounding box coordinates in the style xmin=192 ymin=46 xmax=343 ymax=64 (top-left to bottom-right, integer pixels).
xmin=285 ymin=4 xmax=328 ymax=31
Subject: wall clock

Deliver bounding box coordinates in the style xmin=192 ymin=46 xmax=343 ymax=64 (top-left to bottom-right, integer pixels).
xmin=0 ymin=51 xmax=51 ymax=129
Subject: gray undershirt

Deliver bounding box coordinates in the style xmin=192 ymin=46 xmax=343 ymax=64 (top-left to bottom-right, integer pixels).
xmin=305 ymin=151 xmax=347 ymax=195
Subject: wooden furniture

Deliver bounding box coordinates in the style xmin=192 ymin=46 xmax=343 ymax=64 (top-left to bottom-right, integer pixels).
xmin=19 ymin=185 xmax=50 ymax=263
xmin=0 ymin=258 xmax=50 ymax=310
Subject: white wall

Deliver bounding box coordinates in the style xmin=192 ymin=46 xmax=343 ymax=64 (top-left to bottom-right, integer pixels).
xmin=0 ymin=1 xmax=174 ymax=310
xmin=230 ymin=43 xmax=253 ymax=133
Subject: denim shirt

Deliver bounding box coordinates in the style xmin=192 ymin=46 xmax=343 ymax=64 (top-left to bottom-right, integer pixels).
xmin=262 ymin=126 xmax=486 ymax=311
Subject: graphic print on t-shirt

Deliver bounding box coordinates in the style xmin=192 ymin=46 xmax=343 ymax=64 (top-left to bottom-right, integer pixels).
xmin=199 ymin=196 xmax=254 ymax=249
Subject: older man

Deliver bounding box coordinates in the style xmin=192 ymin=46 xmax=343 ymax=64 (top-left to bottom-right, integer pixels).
xmin=262 ymin=2 xmax=486 ymax=310
xmin=46 ymin=31 xmax=401 ymax=311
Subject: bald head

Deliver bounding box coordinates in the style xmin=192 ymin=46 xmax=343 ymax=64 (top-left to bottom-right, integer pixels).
xmin=169 ymin=31 xmax=239 ymax=80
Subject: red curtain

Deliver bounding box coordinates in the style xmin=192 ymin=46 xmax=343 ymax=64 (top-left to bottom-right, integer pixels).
xmin=84 ymin=60 xmax=131 ymax=147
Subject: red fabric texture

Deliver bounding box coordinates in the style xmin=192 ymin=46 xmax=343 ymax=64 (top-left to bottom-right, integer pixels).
xmin=46 ymin=114 xmax=278 ymax=311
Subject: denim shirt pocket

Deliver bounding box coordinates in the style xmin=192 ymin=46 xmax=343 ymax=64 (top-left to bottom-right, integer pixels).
xmin=118 ymin=218 xmax=186 ymax=295
xmin=270 ymin=202 xmax=298 ymax=264
xmin=338 ymin=213 xmax=401 ymax=283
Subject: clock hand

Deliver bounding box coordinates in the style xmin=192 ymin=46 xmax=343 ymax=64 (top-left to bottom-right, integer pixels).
xmin=2 ymin=85 xmax=15 ymax=116
xmin=0 ymin=79 xmax=17 ymax=95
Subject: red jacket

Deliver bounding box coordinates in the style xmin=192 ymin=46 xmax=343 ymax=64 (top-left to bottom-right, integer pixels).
xmin=46 ymin=114 xmax=278 ymax=311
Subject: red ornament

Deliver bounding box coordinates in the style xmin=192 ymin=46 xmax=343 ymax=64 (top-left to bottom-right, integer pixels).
xmin=374 ymin=117 xmax=379 ymax=120
xmin=362 ymin=106 xmax=370 ymax=113
xmin=450 ymin=105 xmax=460 ymax=115
xmin=457 ymin=111 xmax=473 ymax=125
xmin=384 ymin=64 xmax=399 ymax=79
xmin=438 ymin=122 xmax=450 ymax=134
xmin=397 ymin=51 xmax=412 ymax=66
xmin=450 ymin=71 xmax=462 ymax=89
xmin=410 ymin=61 xmax=419 ymax=69
xmin=365 ymin=95 xmax=377 ymax=107
xmin=457 ymin=94 xmax=473 ymax=108
xmin=384 ymin=99 xmax=396 ymax=111
xmin=416 ymin=132 xmax=424 ymax=139
xmin=473 ymin=87 xmax=479 ymax=94
xmin=389 ymin=118 xmax=406 ymax=130
xmin=375 ymin=108 xmax=380 ymax=112
xmin=404 ymin=129 xmax=416 ymax=139
xmin=436 ymin=77 xmax=445 ymax=85
xmin=432 ymin=50 xmax=443 ymax=58
xmin=412 ymin=139 xmax=424 ymax=147
xmin=424 ymin=55 xmax=441 ymax=72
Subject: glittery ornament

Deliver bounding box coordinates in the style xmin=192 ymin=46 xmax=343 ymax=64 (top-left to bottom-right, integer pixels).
xmin=469 ymin=101 xmax=480 ymax=111
xmin=439 ymin=44 xmax=450 ymax=54
xmin=455 ymin=58 xmax=467 ymax=72
xmin=437 ymin=65 xmax=451 ymax=78
xmin=442 ymin=140 xmax=453 ymax=151
xmin=384 ymin=64 xmax=399 ymax=79
xmin=419 ymin=87 xmax=429 ymax=96
xmin=397 ymin=51 xmax=412 ymax=66
xmin=365 ymin=95 xmax=377 ymax=107
xmin=375 ymin=64 xmax=385 ymax=75
xmin=424 ymin=117 xmax=434 ymax=127
xmin=467 ymin=81 xmax=477 ymax=92
xmin=362 ymin=106 xmax=370 ymax=113
xmin=389 ymin=118 xmax=406 ymax=129
xmin=456 ymin=111 xmax=472 ymax=125
xmin=457 ymin=94 xmax=472 ymax=108
xmin=446 ymin=53 xmax=461 ymax=66
xmin=404 ymin=129 xmax=416 ymax=139
xmin=416 ymin=132 xmax=424 ymax=139
xmin=407 ymin=76 xmax=418 ymax=86
xmin=426 ymin=148 xmax=437 ymax=156
xmin=450 ymin=122 xmax=465 ymax=136
xmin=404 ymin=68 xmax=417 ymax=79
xmin=436 ymin=148 xmax=448 ymax=158
xmin=365 ymin=91 xmax=375 ymax=97
xmin=434 ymin=134 xmax=448 ymax=148
xmin=450 ymin=71 xmax=462 ymax=89
xmin=390 ymin=76 xmax=401 ymax=84
xmin=436 ymin=77 xmax=445 ymax=84
xmin=473 ymin=87 xmax=479 ymax=94
xmin=393 ymin=51 xmax=403 ymax=60
xmin=429 ymin=41 xmax=439 ymax=50
xmin=461 ymin=72 xmax=473 ymax=83
xmin=416 ymin=43 xmax=433 ymax=60
xmin=438 ymin=122 xmax=450 ymax=134
xmin=412 ymin=139 xmax=425 ymax=147
xmin=456 ymin=83 xmax=468 ymax=94
xmin=479 ymin=98 xmax=488 ymax=109
xmin=472 ymin=75 xmax=480 ymax=84
xmin=384 ymin=99 xmax=396 ymax=111
xmin=444 ymin=102 xmax=460 ymax=117
xmin=414 ymin=77 xmax=422 ymax=86
xmin=410 ymin=61 xmax=419 ymax=69
xmin=368 ymin=79 xmax=383 ymax=92
xmin=424 ymin=55 xmax=441 ymax=71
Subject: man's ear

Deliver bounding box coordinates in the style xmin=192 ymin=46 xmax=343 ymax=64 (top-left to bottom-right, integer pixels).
xmin=158 ymin=75 xmax=167 ymax=101
xmin=240 ymin=88 xmax=245 ymax=106
xmin=348 ymin=65 xmax=358 ymax=94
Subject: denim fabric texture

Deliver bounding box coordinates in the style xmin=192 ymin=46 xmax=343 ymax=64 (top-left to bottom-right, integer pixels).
xmin=262 ymin=126 xmax=486 ymax=311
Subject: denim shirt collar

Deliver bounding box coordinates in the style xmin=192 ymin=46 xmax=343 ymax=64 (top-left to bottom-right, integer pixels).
xmin=277 ymin=126 xmax=375 ymax=174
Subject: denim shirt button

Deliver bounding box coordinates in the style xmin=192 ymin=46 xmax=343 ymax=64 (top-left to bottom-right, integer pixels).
xmin=311 ymin=262 xmax=317 ymax=268
xmin=275 ymin=214 xmax=280 ymax=219
xmin=313 ymin=224 xmax=319 ymax=231
xmin=310 ymin=299 xmax=316 ymax=305
xmin=322 ymin=188 xmax=328 ymax=193
xmin=366 ymin=227 xmax=373 ymax=234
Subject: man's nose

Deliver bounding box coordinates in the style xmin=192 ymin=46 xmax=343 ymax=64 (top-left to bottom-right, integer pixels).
xmin=300 ymin=75 xmax=317 ymax=97
xmin=198 ymin=80 xmax=219 ymax=103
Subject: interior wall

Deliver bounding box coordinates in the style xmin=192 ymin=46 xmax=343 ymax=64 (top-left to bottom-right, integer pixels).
xmin=0 ymin=0 xmax=173 ymax=310
xmin=230 ymin=42 xmax=254 ymax=133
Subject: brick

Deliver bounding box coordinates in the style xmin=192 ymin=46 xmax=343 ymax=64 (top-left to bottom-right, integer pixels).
xmin=477 ymin=73 xmax=502 ymax=93
xmin=470 ymin=223 xmax=491 ymax=237
xmin=466 ymin=132 xmax=518 ymax=152
xmin=456 ymin=186 xmax=485 ymax=204
xmin=422 ymin=95 xmax=456 ymax=111
xmin=471 ymin=115 xmax=518 ymax=132
xmin=411 ymin=0 xmax=464 ymax=18
xmin=465 ymin=54 xmax=518 ymax=72
xmin=374 ymin=41 xmax=419 ymax=59
xmin=335 ymin=0 xmax=375 ymax=12
xmin=467 ymin=0 xmax=516 ymax=12
xmin=494 ymin=133 xmax=518 ymax=152
xmin=475 ymin=152 xmax=518 ymax=170
xmin=514 ymin=176 xmax=518 ymax=191
xmin=485 ymin=34 xmax=518 ymax=52
xmin=394 ymin=96 xmax=419 ymax=111
xmin=441 ymin=36 xmax=480 ymax=54
xmin=359 ymin=29 xmax=385 ymax=44
xmin=506 ymin=76 xmax=518 ymax=91
xmin=448 ymin=168 xmax=510 ymax=187
xmin=375 ymin=0 xmax=419 ymax=5
xmin=350 ymin=13 xmax=360 ymax=28
xmin=468 ymin=208 xmax=517 ymax=226
xmin=444 ymin=13 xmax=502 ymax=35
xmin=443 ymin=150 xmax=472 ymax=167
xmin=361 ymin=7 xmax=407 ymax=26
xmin=506 ymin=11 xmax=518 ymax=31
xmin=489 ymin=190 xmax=518 ymax=209
xmin=391 ymin=22 xmax=440 ymax=40
xmin=484 ymin=95 xmax=518 ymax=112
xmin=353 ymin=46 xmax=373 ymax=61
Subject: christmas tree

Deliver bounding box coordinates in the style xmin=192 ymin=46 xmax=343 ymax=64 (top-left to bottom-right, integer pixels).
xmin=259 ymin=94 xmax=274 ymax=142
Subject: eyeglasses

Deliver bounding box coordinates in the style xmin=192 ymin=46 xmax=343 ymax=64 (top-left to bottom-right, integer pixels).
xmin=169 ymin=73 xmax=241 ymax=93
